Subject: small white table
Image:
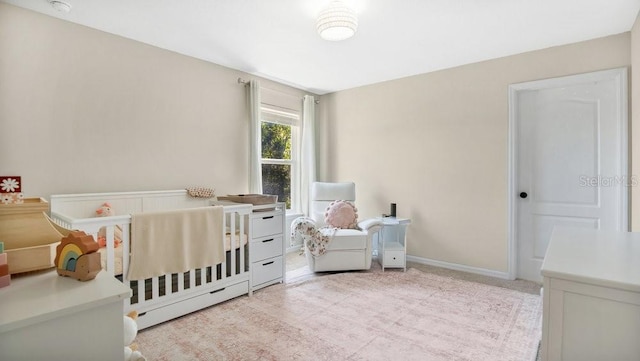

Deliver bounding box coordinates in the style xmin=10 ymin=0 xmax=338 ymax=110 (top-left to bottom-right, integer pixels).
xmin=375 ymin=217 xmax=411 ymax=272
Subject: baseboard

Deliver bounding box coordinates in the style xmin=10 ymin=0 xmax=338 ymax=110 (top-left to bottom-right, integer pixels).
xmin=406 ymin=255 xmax=513 ymax=280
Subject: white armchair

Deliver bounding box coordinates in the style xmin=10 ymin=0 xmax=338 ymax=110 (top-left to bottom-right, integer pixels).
xmin=300 ymin=182 xmax=383 ymax=272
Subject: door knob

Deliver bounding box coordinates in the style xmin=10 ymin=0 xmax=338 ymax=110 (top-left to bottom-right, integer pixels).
xmin=520 ymin=192 xmax=528 ymax=199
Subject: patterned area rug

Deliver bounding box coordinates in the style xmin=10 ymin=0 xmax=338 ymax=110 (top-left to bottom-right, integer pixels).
xmin=136 ymin=268 xmax=542 ymax=360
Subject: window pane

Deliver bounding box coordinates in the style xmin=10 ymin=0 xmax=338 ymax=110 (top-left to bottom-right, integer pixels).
xmin=262 ymin=164 xmax=291 ymax=209
xmin=261 ymin=122 xmax=291 ymax=160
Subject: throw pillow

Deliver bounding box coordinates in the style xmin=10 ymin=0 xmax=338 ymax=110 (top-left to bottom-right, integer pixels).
xmin=324 ymin=200 xmax=358 ymax=229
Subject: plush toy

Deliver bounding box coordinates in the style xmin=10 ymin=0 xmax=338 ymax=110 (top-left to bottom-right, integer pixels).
xmin=96 ymin=202 xmax=114 ymax=217
xmin=124 ymin=311 xmax=146 ymax=361
xmin=96 ymin=202 xmax=123 ymax=248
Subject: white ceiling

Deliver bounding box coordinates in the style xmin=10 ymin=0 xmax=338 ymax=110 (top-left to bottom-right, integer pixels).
xmin=3 ymin=0 xmax=640 ymax=94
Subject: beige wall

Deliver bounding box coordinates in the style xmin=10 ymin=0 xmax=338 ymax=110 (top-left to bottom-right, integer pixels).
xmin=320 ymin=34 xmax=631 ymax=273
xmin=0 ymin=4 xmax=310 ymax=199
xmin=632 ymin=12 xmax=640 ymax=231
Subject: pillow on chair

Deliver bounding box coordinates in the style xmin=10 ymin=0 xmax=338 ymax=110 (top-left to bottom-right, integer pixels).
xmin=325 ymin=200 xmax=358 ymax=229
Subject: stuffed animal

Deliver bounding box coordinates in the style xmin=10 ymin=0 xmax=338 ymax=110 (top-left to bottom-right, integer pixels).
xmin=124 ymin=311 xmax=146 ymax=361
xmin=96 ymin=202 xmax=115 ymax=217
xmin=96 ymin=202 xmax=123 ymax=248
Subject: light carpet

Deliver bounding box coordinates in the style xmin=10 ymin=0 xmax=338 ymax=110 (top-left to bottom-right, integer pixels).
xmin=136 ymin=268 xmax=542 ymax=360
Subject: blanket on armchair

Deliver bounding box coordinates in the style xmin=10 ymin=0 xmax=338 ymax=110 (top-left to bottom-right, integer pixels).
xmin=291 ymin=217 xmax=336 ymax=257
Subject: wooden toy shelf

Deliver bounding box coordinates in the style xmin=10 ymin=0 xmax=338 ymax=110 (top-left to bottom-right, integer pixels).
xmin=0 ymin=198 xmax=64 ymax=274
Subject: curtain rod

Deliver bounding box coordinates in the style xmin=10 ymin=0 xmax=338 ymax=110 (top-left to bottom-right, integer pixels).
xmin=237 ymin=77 xmax=320 ymax=104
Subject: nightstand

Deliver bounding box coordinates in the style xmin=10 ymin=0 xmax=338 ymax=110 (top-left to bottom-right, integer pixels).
xmin=375 ymin=217 xmax=411 ymax=272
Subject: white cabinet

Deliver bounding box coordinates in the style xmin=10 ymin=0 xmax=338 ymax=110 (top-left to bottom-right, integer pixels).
xmin=540 ymin=227 xmax=640 ymax=361
xmin=375 ymin=217 xmax=411 ymax=272
xmin=0 ymin=270 xmax=130 ymax=361
xmin=249 ymin=203 xmax=286 ymax=292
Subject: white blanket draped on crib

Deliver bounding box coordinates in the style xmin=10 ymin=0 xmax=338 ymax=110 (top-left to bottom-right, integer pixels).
xmin=128 ymin=206 xmax=225 ymax=280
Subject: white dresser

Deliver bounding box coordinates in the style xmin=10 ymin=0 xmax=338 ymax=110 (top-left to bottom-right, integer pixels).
xmin=540 ymin=227 xmax=640 ymax=361
xmin=0 ymin=270 xmax=130 ymax=361
xmin=248 ymin=203 xmax=286 ymax=292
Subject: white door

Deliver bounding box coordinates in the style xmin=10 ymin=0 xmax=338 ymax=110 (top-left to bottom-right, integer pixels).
xmin=509 ymin=68 xmax=628 ymax=282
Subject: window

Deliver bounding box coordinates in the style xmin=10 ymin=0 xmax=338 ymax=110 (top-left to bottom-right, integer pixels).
xmin=261 ymin=107 xmax=300 ymax=211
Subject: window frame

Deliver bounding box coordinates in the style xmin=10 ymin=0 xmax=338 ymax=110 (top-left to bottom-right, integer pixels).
xmin=260 ymin=105 xmax=300 ymax=212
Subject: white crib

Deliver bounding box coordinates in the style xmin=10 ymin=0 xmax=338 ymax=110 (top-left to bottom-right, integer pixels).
xmin=50 ymin=190 xmax=253 ymax=330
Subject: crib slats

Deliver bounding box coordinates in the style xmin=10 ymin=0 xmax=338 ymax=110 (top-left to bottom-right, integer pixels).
xmin=151 ymin=276 xmax=159 ymax=300
xmin=239 ymin=215 xmax=245 ymax=274
xmin=105 ymin=226 xmax=115 ymax=276
xmin=229 ymin=214 xmax=236 ymax=277
xmin=122 ymin=223 xmax=130 ymax=276
xmin=177 ymin=269 xmax=185 ymax=291
xmin=165 ymin=272 xmax=172 ymax=295
xmin=136 ymin=278 xmax=144 ymax=303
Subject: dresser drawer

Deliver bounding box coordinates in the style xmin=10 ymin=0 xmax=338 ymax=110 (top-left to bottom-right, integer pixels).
xmin=251 ymin=214 xmax=283 ymax=238
xmin=383 ymin=250 xmax=405 ymax=267
xmin=250 ymin=236 xmax=283 ymax=262
xmin=252 ymin=256 xmax=283 ymax=286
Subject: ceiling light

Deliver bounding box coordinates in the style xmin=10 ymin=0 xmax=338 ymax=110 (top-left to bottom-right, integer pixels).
xmin=317 ymin=0 xmax=358 ymax=41
xmin=48 ymin=0 xmax=72 ymax=13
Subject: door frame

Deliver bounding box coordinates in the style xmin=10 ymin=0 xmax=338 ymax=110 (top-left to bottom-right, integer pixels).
xmin=507 ymin=67 xmax=629 ymax=280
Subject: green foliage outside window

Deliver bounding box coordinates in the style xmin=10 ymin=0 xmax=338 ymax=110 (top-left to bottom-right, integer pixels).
xmin=262 ymin=122 xmax=292 ymax=209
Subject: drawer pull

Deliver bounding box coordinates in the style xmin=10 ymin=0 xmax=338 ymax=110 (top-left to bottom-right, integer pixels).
xmin=262 ymin=216 xmax=274 ymax=220
xmin=262 ymin=239 xmax=274 ymax=243
xmin=210 ymin=287 xmax=226 ymax=294
xmin=262 ymin=261 xmax=274 ymax=266
xmin=138 ymin=312 xmax=147 ymax=317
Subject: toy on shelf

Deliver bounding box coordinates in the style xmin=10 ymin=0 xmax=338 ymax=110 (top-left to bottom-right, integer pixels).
xmin=0 ymin=193 xmax=72 ymax=274
xmin=54 ymin=231 xmax=101 ymax=281
xmin=124 ymin=311 xmax=146 ymax=361
xmin=0 ymin=241 xmax=9 ymax=288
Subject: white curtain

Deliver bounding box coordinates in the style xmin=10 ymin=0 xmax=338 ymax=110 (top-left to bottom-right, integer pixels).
xmin=249 ymin=80 xmax=263 ymax=194
xmin=300 ymin=95 xmax=317 ymax=215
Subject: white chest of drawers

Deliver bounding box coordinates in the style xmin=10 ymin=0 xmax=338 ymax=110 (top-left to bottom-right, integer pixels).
xmin=248 ymin=203 xmax=286 ymax=292
xmin=0 ymin=270 xmax=130 ymax=361
xmin=540 ymin=227 xmax=640 ymax=361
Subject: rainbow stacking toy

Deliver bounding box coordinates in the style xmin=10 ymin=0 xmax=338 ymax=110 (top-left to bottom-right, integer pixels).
xmin=54 ymin=231 xmax=101 ymax=281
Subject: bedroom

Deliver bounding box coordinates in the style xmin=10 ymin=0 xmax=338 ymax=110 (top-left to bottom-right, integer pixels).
xmin=0 ymin=1 xmax=639 ymax=360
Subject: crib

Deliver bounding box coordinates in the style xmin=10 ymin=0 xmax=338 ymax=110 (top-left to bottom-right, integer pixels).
xmin=49 ymin=190 xmax=253 ymax=330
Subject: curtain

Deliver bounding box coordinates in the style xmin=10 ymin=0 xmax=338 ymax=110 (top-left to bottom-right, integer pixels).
xmin=300 ymin=95 xmax=317 ymax=215
xmin=249 ymin=80 xmax=263 ymax=194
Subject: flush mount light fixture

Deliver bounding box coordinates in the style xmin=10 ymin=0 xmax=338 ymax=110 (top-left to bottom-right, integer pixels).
xmin=316 ymin=0 xmax=358 ymax=41
xmin=48 ymin=0 xmax=72 ymax=13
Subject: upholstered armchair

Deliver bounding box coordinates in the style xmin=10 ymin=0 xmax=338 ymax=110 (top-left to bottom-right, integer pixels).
xmin=294 ymin=182 xmax=383 ymax=272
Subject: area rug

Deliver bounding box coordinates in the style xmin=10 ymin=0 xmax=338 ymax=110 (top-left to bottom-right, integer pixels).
xmin=135 ymin=268 xmax=542 ymax=361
